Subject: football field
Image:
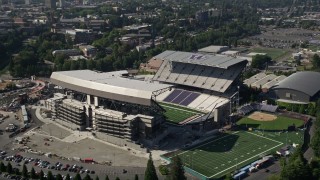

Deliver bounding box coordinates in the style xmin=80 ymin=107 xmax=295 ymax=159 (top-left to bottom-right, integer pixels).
xmin=169 ymin=131 xmax=284 ymax=179
xmin=159 ymin=102 xmax=204 ymax=124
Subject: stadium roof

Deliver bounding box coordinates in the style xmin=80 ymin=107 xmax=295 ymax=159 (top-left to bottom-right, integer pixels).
xmin=272 ymin=71 xmax=320 ymax=96
xmin=50 ymin=70 xmax=172 ymax=106
xmin=197 ymin=45 xmax=228 ymax=54
xmin=154 ymin=50 xmax=247 ymax=69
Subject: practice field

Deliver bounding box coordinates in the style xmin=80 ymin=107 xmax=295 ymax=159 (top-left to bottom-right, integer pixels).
xmin=167 ymin=131 xmax=283 ymax=179
xmin=159 ymin=102 xmax=204 ymax=124
xmin=163 ymin=130 xmax=304 ymax=179
xmin=237 ymin=112 xmax=304 ymax=130
xmin=251 ymin=48 xmax=290 ymax=60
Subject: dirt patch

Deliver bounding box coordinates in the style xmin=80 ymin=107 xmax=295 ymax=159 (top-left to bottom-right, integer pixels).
xmin=248 ymin=111 xmax=277 ymax=121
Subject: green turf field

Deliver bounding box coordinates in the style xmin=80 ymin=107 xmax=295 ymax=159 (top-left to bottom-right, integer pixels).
xmin=236 ymin=115 xmax=304 ymax=130
xmin=164 ymin=130 xmax=304 ymax=179
xmin=159 ymin=102 xmax=204 ymax=124
xmin=251 ymin=48 xmax=290 ymax=60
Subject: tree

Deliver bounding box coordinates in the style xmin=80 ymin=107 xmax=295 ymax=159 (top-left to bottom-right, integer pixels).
xmin=134 ymin=174 xmax=139 ymax=180
xmin=251 ymin=55 xmax=272 ymax=69
xmin=115 ymin=177 xmax=120 ymax=180
xmin=66 ymin=174 xmax=71 ymax=180
xmin=74 ymin=173 xmax=82 ymax=180
xmin=104 ymin=175 xmax=109 ymax=180
xmin=30 ymin=167 xmax=36 ymax=179
xmin=311 ymin=130 xmax=320 ymax=157
xmin=84 ymin=174 xmax=91 ymax=180
xmin=47 ymin=171 xmax=54 ymax=180
xmin=22 ymin=164 xmax=28 ymax=178
xmin=280 ymin=147 xmax=312 ymax=180
xmin=39 ymin=170 xmax=45 ymax=180
xmin=144 ymin=153 xmax=158 ymax=180
xmin=14 ymin=167 xmax=20 ymax=175
xmin=95 ymin=176 xmax=99 ymax=180
xmin=170 ymin=156 xmax=186 ymax=180
xmin=56 ymin=174 xmax=63 ymax=180
xmin=0 ymin=161 xmax=6 ymax=172
xmin=312 ymin=54 xmax=320 ymax=69
xmin=6 ymin=162 xmax=13 ymax=174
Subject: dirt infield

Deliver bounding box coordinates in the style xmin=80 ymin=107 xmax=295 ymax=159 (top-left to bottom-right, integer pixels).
xmin=248 ymin=112 xmax=277 ymax=121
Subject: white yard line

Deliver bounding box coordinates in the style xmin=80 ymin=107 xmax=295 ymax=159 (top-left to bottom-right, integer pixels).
xmin=209 ymin=142 xmax=283 ymax=178
xmin=177 ymin=131 xmax=239 ymax=156
xmin=247 ymin=131 xmax=283 ymax=144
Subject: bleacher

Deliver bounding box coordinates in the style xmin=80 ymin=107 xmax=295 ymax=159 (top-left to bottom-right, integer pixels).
xmin=159 ymin=89 xmax=230 ymax=112
xmin=238 ymin=103 xmax=278 ymax=115
xmin=163 ymin=89 xmax=200 ymax=106
xmin=152 ymin=51 xmax=247 ymax=93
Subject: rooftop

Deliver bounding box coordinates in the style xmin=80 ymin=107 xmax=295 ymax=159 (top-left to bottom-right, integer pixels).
xmin=197 ymin=45 xmax=229 ymax=53
xmin=50 ymin=70 xmax=172 ymax=106
xmin=154 ymin=50 xmax=247 ymax=69
xmin=272 ymin=71 xmax=320 ymax=96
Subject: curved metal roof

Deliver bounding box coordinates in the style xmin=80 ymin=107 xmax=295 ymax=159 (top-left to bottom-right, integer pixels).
xmin=272 ymin=71 xmax=320 ymax=96
xmin=50 ymin=70 xmax=172 ymax=106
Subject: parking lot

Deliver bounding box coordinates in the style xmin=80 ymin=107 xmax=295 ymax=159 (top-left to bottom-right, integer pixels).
xmin=0 ymin=108 xmax=161 ymax=180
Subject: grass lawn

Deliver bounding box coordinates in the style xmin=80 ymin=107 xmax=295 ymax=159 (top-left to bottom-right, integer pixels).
xmin=159 ymin=102 xmax=203 ymax=124
xmin=251 ymin=48 xmax=290 ymax=60
xmin=236 ymin=115 xmax=304 ymax=130
xmin=163 ymin=130 xmax=304 ymax=179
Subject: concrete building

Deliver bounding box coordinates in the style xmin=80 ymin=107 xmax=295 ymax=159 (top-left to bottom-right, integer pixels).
xmin=271 ymin=71 xmax=320 ymax=104
xmin=48 ymin=70 xmax=172 ymax=144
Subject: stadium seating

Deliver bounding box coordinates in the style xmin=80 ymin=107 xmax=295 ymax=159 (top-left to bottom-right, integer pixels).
xmin=188 ymin=94 xmax=211 ymax=109
xmin=184 ymin=65 xmax=206 ymax=86
xmin=163 ymin=89 xmax=182 ymax=102
xmin=175 ymin=64 xmax=196 ymax=84
xmin=163 ymin=89 xmax=200 ymax=106
xmin=238 ymin=103 xmax=278 ymax=115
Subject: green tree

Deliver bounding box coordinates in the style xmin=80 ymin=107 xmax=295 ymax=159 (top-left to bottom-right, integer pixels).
xmin=144 ymin=153 xmax=158 ymax=180
xmin=84 ymin=174 xmax=91 ymax=180
xmin=6 ymin=162 xmax=13 ymax=174
xmin=47 ymin=171 xmax=54 ymax=180
xmin=311 ymin=130 xmax=320 ymax=157
xmin=280 ymin=147 xmax=311 ymax=180
xmin=66 ymin=174 xmax=71 ymax=180
xmin=95 ymin=176 xmax=99 ymax=180
xmin=104 ymin=175 xmax=109 ymax=180
xmin=14 ymin=167 xmax=20 ymax=175
xmin=56 ymin=174 xmax=63 ymax=180
xmin=0 ymin=161 xmax=6 ymax=172
xmin=22 ymin=164 xmax=28 ymax=178
xmin=74 ymin=173 xmax=82 ymax=180
xmin=134 ymin=174 xmax=139 ymax=180
xmin=251 ymin=55 xmax=272 ymax=69
xmin=115 ymin=177 xmax=120 ymax=180
xmin=312 ymin=54 xmax=320 ymax=69
xmin=170 ymin=156 xmax=186 ymax=180
xmin=39 ymin=170 xmax=45 ymax=180
xmin=30 ymin=167 xmax=36 ymax=179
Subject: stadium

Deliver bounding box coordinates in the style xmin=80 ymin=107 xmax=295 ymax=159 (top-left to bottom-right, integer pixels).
xmin=46 ymin=50 xmax=248 ymax=148
xmin=162 ymin=102 xmax=308 ymax=180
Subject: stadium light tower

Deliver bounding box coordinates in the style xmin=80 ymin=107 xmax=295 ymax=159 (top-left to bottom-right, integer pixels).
xmin=237 ymin=86 xmax=240 ymax=108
